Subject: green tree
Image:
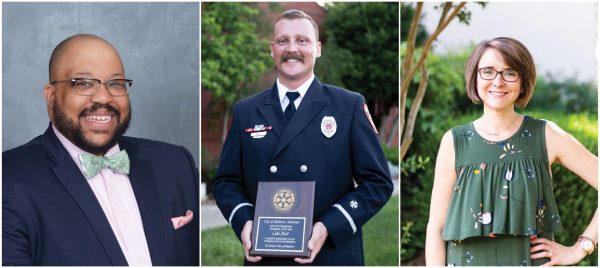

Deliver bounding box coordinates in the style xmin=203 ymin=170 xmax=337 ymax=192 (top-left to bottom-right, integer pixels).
xmin=316 ymin=2 xmax=399 ymax=144
xmin=400 ymin=2 xmax=486 ymax=160
xmin=401 ymin=4 xmax=428 ymax=47
xmin=201 ymin=3 xmax=272 ymax=141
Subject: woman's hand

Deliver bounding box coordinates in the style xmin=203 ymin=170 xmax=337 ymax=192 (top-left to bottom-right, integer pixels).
xmin=530 ymin=237 xmax=587 ymax=266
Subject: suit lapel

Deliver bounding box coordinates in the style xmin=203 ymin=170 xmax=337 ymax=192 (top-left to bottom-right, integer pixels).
xmin=42 ymin=125 xmax=128 ymax=265
xmin=257 ymin=84 xmax=286 ymax=137
xmin=120 ymin=140 xmax=171 ymax=265
xmin=274 ymin=78 xmax=326 ymax=158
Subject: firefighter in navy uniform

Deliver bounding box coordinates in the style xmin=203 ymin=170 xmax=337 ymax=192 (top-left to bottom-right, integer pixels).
xmin=212 ymin=9 xmax=393 ymax=266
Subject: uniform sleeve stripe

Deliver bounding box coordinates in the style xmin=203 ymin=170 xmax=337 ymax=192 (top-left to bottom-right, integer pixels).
xmin=333 ymin=204 xmax=357 ymax=234
xmin=228 ymin=203 xmax=253 ymax=225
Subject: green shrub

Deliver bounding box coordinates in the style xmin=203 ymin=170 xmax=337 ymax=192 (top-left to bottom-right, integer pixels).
xmin=529 ymin=74 xmax=598 ymax=114
xmin=201 ymin=147 xmax=219 ymax=196
xmin=382 ymin=144 xmax=400 ymax=166
xmin=401 ymin=111 xmax=598 ymax=266
xmin=317 ymin=2 xmax=399 ymax=125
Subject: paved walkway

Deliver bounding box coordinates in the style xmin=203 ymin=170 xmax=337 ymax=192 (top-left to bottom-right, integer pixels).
xmin=201 ymin=178 xmax=399 ymax=230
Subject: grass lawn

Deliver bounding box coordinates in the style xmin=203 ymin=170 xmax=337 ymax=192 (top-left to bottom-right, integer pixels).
xmin=363 ymin=194 xmax=399 ymax=265
xmin=201 ymin=225 xmax=244 ymax=265
xmin=201 ymin=195 xmax=399 ymax=265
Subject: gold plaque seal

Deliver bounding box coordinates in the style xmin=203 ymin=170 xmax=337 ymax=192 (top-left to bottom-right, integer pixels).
xmin=272 ymin=188 xmax=296 ymax=212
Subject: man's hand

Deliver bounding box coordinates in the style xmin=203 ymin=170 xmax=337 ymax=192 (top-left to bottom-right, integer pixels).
xmin=294 ymin=222 xmax=328 ymax=264
xmin=241 ymin=220 xmax=262 ymax=262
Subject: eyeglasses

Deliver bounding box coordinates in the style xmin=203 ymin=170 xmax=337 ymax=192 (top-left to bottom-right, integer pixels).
xmin=51 ymin=78 xmax=133 ymax=96
xmin=477 ymin=68 xmax=519 ymax=82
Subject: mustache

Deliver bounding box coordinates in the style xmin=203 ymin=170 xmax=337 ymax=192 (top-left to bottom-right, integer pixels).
xmin=282 ymin=52 xmax=304 ymax=63
xmin=79 ymin=103 xmax=121 ymax=119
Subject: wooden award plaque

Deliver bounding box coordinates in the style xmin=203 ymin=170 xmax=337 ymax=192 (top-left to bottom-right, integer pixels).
xmin=249 ymin=181 xmax=315 ymax=258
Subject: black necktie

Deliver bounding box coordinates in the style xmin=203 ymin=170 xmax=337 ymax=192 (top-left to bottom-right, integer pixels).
xmin=284 ymin=92 xmax=300 ymax=121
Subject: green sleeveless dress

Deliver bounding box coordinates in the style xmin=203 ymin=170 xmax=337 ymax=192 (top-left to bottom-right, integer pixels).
xmin=443 ymin=116 xmax=563 ymax=266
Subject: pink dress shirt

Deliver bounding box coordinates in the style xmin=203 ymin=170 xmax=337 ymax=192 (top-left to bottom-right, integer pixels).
xmin=53 ymin=126 xmax=152 ymax=266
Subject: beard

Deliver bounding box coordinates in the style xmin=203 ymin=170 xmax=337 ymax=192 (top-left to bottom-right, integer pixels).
xmin=52 ymin=99 xmax=131 ymax=155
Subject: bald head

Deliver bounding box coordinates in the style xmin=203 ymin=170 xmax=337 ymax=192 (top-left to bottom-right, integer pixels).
xmin=48 ymin=34 xmax=123 ymax=82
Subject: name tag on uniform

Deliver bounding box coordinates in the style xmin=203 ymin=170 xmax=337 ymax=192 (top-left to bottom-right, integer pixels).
xmin=245 ymin=124 xmax=272 ymax=139
xmin=251 ymin=131 xmax=267 ymax=139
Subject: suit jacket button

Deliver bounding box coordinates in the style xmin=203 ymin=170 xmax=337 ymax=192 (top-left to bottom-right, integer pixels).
xmin=300 ymin=165 xmax=308 ymax=173
xmin=270 ymin=165 xmax=278 ymax=173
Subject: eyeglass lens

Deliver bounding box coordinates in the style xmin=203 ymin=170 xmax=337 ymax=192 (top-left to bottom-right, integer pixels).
xmin=479 ymin=68 xmax=518 ymax=82
xmin=74 ymin=79 xmax=131 ymax=96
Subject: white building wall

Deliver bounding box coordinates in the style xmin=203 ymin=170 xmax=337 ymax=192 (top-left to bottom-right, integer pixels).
xmin=419 ymin=2 xmax=598 ymax=83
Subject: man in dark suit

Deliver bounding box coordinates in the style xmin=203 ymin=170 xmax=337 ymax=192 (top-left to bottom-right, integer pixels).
xmin=212 ymin=10 xmax=393 ymax=265
xmin=2 ymin=34 xmax=199 ymax=266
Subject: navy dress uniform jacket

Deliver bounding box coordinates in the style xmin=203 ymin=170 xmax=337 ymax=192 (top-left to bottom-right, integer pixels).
xmin=3 ymin=124 xmax=199 ymax=266
xmin=213 ymin=78 xmax=393 ymax=265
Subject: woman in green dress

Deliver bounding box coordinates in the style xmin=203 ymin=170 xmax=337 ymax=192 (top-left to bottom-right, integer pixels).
xmin=425 ymin=37 xmax=598 ymax=266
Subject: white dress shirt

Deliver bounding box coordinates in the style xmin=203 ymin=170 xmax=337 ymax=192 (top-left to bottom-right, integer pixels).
xmin=53 ymin=126 xmax=153 ymax=266
xmin=277 ymin=73 xmax=314 ymax=112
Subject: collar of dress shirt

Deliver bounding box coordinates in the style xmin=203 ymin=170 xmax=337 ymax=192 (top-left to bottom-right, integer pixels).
xmin=277 ymin=73 xmax=314 ymax=104
xmin=52 ymin=124 xmax=122 ymax=176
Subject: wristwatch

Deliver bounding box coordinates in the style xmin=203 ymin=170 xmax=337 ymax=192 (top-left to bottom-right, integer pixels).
xmin=577 ymin=235 xmax=595 ymax=255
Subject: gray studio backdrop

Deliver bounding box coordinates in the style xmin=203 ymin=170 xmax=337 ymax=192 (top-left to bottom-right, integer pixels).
xmin=2 ymin=2 xmax=200 ymax=163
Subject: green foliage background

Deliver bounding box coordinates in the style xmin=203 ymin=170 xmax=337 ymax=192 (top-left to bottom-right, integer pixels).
xmin=201 ymin=2 xmax=274 ymax=190
xmin=201 ymin=2 xmax=272 ymax=106
xmin=202 ymin=2 xmax=400 ymax=195
xmin=316 ymin=2 xmax=399 ymax=120
xmin=400 ymin=47 xmax=598 ymax=266
xmin=201 ymin=5 xmax=400 ymax=265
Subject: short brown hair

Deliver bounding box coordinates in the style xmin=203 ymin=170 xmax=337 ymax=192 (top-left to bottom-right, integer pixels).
xmin=274 ymin=9 xmax=319 ymax=41
xmin=464 ymin=37 xmax=536 ymax=108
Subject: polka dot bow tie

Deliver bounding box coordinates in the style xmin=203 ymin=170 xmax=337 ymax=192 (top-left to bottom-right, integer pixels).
xmin=79 ymin=150 xmax=130 ymax=179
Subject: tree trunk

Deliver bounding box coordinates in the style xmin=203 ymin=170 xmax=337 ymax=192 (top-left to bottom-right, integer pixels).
xmin=401 ymin=64 xmax=428 ymax=159
xmin=400 ymin=2 xmax=423 ymax=139
xmin=400 ymin=2 xmax=466 ymax=162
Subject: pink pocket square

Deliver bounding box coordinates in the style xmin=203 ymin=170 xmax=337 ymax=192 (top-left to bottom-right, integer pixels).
xmin=171 ymin=210 xmax=193 ymax=230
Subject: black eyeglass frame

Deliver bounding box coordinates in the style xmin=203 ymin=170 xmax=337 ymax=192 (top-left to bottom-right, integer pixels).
xmin=50 ymin=78 xmax=133 ymax=96
xmin=476 ymin=68 xmax=520 ymax=82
